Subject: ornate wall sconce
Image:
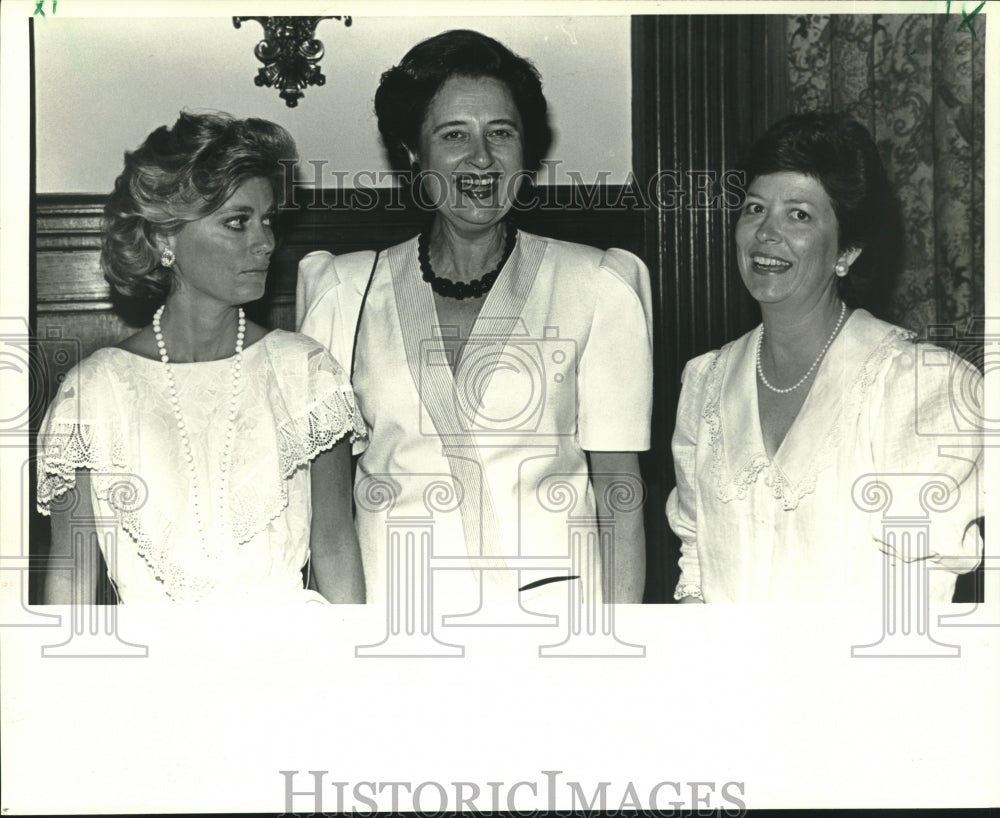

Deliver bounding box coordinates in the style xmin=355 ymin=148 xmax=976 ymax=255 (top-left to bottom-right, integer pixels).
xmin=233 ymin=16 xmax=352 ymax=108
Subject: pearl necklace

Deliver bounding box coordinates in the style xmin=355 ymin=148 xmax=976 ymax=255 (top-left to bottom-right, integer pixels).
xmin=153 ymin=304 xmax=244 ymax=543
xmin=756 ymin=301 xmax=846 ymax=394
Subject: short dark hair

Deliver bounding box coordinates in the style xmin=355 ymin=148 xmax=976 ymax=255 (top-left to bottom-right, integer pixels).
xmin=742 ymin=111 xmax=901 ymax=313
xmin=374 ymin=29 xmax=553 ymax=172
xmin=102 ymin=111 xmax=297 ymax=303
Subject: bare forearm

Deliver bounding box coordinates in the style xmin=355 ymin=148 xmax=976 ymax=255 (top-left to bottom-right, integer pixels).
xmin=599 ymin=508 xmax=645 ymax=603
xmin=45 ymin=478 xmax=98 ymax=604
xmin=311 ymin=533 xmax=365 ymax=603
xmin=590 ymin=451 xmax=646 ymax=603
xmin=309 ymin=444 xmax=365 ymax=603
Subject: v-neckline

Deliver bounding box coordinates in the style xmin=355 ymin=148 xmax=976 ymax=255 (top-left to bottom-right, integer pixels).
xmin=419 ymin=229 xmax=526 ymax=392
xmin=431 ymin=291 xmax=490 ymax=376
xmin=750 ymin=312 xmax=855 ymax=465
xmin=384 ymin=230 xmax=547 ymax=433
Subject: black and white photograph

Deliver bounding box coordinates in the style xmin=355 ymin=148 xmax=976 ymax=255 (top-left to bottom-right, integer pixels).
xmin=1 ymin=0 xmax=996 ymax=814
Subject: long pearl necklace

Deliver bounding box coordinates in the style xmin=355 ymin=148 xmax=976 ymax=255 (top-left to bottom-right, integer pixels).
xmin=153 ymin=304 xmax=244 ymax=543
xmin=756 ymin=301 xmax=846 ymax=394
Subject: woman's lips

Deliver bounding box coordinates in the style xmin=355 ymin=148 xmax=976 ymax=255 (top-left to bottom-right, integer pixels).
xmin=454 ymin=172 xmax=501 ymax=201
xmin=750 ymin=253 xmax=792 ymax=274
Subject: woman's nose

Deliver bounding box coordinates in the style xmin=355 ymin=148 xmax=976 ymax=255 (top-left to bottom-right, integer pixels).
xmin=466 ymin=134 xmax=494 ymax=169
xmin=755 ymin=214 xmax=780 ymax=242
xmin=252 ymin=222 xmax=275 ymax=255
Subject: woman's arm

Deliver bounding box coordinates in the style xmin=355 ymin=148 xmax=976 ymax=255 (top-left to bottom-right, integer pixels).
xmin=590 ymin=450 xmax=646 ymax=603
xmin=308 ymin=440 xmax=365 ymax=603
xmin=43 ymin=470 xmax=99 ymax=605
xmin=666 ymin=358 xmax=708 ymax=603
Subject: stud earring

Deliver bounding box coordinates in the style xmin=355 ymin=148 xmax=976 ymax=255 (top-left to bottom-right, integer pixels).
xmin=835 ymin=261 xmax=849 ymax=277
xmin=160 ymin=248 xmax=176 ymax=268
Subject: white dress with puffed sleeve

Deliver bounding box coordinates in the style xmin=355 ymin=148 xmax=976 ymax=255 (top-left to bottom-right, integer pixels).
xmin=667 ymin=309 xmax=984 ymax=603
xmin=297 ymin=231 xmax=653 ymax=611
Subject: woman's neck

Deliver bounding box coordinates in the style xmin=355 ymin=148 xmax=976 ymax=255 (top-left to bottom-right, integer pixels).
xmin=155 ymin=296 xmax=243 ymax=363
xmin=427 ymin=218 xmax=507 ymax=282
xmin=760 ymin=296 xmax=847 ymax=364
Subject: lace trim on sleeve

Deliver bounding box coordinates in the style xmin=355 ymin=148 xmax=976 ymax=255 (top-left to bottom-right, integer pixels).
xmin=275 ymin=384 xmax=368 ymax=479
xmin=673 ymin=584 xmax=705 ymax=601
xmin=36 ymin=420 xmax=128 ymax=514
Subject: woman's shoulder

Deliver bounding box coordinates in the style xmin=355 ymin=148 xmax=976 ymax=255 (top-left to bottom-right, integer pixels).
xmin=259 ymin=330 xmax=350 ymax=376
xmin=260 ymin=328 xmax=340 ymax=359
xmin=677 ymin=327 xmax=757 ymax=390
xmin=521 ymin=231 xmax=648 ymax=295
xmin=848 ymin=309 xmax=917 ymax=351
xmin=63 ymin=345 xmax=139 ymax=387
xmin=524 ymin=230 xmax=644 ymax=269
xmin=297 ymin=247 xmax=383 ymax=298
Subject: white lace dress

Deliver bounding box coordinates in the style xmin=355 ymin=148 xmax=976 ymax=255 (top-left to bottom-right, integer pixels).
xmin=36 ymin=330 xmax=367 ymax=603
xmin=666 ymin=310 xmax=984 ymax=603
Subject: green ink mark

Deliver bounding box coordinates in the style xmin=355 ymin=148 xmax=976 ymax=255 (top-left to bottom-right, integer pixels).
xmin=957 ymin=0 xmax=985 ymax=36
xmin=33 ymin=0 xmax=57 ymax=14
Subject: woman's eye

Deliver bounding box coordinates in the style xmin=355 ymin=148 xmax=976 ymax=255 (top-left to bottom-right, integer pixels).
xmin=742 ymin=202 xmax=764 ymax=216
xmin=442 ymin=130 xmax=466 ymax=141
xmin=489 ymin=128 xmax=514 ymax=139
xmin=790 ymin=208 xmax=811 ymax=222
xmin=262 ymin=214 xmax=274 ymax=227
xmin=224 ymin=216 xmax=247 ymax=230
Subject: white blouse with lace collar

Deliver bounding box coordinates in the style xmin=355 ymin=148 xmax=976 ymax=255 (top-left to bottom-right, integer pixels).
xmin=37 ymin=330 xmax=366 ymax=603
xmin=666 ymin=310 xmax=983 ymax=603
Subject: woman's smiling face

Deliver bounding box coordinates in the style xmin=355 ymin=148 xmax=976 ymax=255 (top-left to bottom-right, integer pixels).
xmin=411 ymin=74 xmax=526 ymax=234
xmin=736 ymin=171 xmax=857 ymax=310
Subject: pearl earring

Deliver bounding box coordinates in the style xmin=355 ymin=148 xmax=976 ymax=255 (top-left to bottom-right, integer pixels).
xmin=160 ymin=248 xmax=176 ymax=268
xmin=835 ymin=261 xmax=849 ymax=277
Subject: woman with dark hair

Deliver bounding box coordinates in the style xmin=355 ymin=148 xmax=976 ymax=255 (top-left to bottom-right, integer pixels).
xmin=38 ymin=112 xmax=366 ymax=603
xmin=297 ymin=30 xmax=652 ymax=614
xmin=667 ymin=112 xmax=983 ymax=603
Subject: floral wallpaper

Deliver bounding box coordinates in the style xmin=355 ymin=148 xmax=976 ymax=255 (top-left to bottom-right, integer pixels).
xmin=786 ymin=14 xmax=985 ymax=343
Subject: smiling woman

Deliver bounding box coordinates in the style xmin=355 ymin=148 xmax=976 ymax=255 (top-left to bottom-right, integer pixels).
xmin=36 ymin=112 xmax=367 ymax=604
xmin=666 ymin=112 xmax=984 ymax=604
xmin=297 ymin=30 xmax=653 ymax=615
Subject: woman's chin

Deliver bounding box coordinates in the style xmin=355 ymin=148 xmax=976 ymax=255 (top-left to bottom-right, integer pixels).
xmin=439 ymin=204 xmax=511 ymax=232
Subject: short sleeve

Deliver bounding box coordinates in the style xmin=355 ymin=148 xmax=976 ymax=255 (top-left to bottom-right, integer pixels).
xmin=296 ymin=251 xmax=349 ymax=366
xmin=666 ymin=353 xmax=715 ymax=600
xmin=296 ymin=250 xmax=376 ymax=456
xmin=867 ymin=341 xmax=984 ymax=578
xmin=36 ymin=358 xmax=126 ymax=514
xmin=272 ymin=337 xmax=369 ymax=476
xmin=577 ymin=248 xmax=653 ymax=451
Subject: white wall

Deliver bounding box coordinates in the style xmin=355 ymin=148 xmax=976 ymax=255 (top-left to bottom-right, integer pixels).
xmin=35 ymin=15 xmax=632 ymax=192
